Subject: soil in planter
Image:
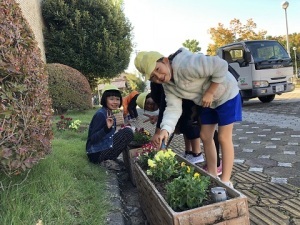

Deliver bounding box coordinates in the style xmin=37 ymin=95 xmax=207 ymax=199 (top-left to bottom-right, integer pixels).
xmin=139 ymin=163 xmax=232 ymax=212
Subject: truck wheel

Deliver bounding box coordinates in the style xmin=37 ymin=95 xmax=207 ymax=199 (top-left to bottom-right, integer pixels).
xmin=258 ymin=95 xmax=275 ymax=103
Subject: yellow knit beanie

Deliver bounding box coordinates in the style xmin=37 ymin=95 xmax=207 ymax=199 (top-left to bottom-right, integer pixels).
xmin=102 ymin=84 xmax=119 ymax=93
xmin=134 ymin=51 xmax=146 ymax=74
xmin=134 ymin=51 xmax=164 ymax=80
xmin=136 ymin=92 xmax=148 ymax=109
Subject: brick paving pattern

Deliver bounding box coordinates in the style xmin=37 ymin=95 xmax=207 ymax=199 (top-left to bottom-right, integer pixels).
xmin=119 ymin=87 xmax=300 ymax=225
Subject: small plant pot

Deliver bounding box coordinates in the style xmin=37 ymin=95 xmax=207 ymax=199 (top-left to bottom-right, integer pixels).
xmin=113 ymin=111 xmax=124 ymax=126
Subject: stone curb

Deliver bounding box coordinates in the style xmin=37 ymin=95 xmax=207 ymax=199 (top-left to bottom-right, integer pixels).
xmin=106 ymin=171 xmax=125 ymax=225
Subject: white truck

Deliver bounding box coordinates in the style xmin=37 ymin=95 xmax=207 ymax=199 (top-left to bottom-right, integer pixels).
xmin=217 ymin=40 xmax=295 ymax=103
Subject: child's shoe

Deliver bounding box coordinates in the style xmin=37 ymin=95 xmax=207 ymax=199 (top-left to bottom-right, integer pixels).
xmin=187 ymin=153 xmax=205 ymax=164
xmin=216 ymin=162 xmax=223 ymax=175
xmin=215 ymin=177 xmax=235 ymax=189
xmin=202 ymin=160 xmax=223 ymax=175
xmin=223 ymin=181 xmax=234 ymax=189
xmin=182 ymin=151 xmax=193 ymax=158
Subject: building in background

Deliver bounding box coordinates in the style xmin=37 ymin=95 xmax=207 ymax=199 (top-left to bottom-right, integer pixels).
xmin=94 ymin=73 xmax=127 ymax=106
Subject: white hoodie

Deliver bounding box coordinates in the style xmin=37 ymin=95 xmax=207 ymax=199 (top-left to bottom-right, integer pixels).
xmin=160 ymin=48 xmax=240 ymax=134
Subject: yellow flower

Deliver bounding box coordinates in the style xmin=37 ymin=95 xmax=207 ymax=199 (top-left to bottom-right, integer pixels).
xmin=186 ymin=166 xmax=191 ymax=173
xmin=193 ymin=172 xmax=200 ymax=179
xmin=154 ymin=154 xmax=161 ymax=161
xmin=181 ymin=162 xmax=186 ymax=167
xmin=156 ymin=150 xmax=165 ymax=158
xmin=167 ymin=149 xmax=176 ymax=157
xmin=164 ymin=151 xmax=171 ymax=158
xmin=148 ymin=159 xmax=156 ymax=168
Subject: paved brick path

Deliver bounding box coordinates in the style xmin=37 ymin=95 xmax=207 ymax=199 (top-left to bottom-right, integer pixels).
xmin=119 ymin=87 xmax=300 ymax=225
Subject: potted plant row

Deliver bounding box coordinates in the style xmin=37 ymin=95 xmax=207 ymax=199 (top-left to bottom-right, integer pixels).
xmin=133 ymin=147 xmax=250 ymax=225
xmin=122 ymin=127 xmax=152 ymax=185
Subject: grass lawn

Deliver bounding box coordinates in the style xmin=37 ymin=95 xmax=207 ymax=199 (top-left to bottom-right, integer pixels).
xmin=0 ymin=108 xmax=113 ymax=225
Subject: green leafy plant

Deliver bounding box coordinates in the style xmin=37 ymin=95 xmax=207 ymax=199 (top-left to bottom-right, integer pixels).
xmin=166 ymin=162 xmax=211 ymax=211
xmin=112 ymin=109 xmax=121 ymax=114
xmin=133 ymin=128 xmax=151 ymax=145
xmin=56 ymin=115 xmax=73 ymax=131
xmin=146 ymin=149 xmax=178 ymax=182
xmin=137 ymin=148 xmax=211 ymax=211
xmin=69 ymin=119 xmax=82 ymax=131
xmin=134 ymin=143 xmax=158 ymax=168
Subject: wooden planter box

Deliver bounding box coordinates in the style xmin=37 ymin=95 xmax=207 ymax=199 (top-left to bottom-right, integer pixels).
xmin=122 ymin=146 xmax=144 ymax=186
xmin=133 ymin=155 xmax=250 ymax=225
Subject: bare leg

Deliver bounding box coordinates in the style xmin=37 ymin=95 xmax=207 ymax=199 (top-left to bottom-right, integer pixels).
xmin=200 ymin=124 xmax=217 ymax=176
xmin=218 ymin=124 xmax=234 ymax=182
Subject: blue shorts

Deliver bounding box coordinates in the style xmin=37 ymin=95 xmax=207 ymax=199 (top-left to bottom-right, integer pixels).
xmin=200 ymin=94 xmax=242 ymax=126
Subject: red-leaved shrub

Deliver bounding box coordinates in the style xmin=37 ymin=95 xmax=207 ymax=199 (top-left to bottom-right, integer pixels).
xmin=47 ymin=63 xmax=93 ymax=114
xmin=0 ymin=0 xmax=53 ymax=175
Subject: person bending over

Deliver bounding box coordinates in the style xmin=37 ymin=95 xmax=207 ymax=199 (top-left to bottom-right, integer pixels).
xmin=135 ymin=49 xmax=242 ymax=188
xmin=146 ymin=82 xmax=222 ymax=171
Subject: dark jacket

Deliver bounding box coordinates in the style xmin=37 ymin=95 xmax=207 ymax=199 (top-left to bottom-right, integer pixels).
xmin=150 ymin=82 xmax=198 ymax=128
xmin=86 ymin=107 xmax=116 ymax=154
xmin=150 ymin=82 xmax=165 ymax=129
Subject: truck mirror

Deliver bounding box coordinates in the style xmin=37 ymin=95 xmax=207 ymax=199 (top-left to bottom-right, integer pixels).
xmin=244 ymin=52 xmax=251 ymax=62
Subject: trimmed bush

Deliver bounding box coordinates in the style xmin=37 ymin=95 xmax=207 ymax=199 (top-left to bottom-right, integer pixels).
xmin=0 ymin=0 xmax=53 ymax=175
xmin=42 ymin=0 xmax=133 ymax=86
xmin=47 ymin=63 xmax=92 ymax=114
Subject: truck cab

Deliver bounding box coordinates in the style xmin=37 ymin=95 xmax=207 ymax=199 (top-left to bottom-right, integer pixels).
xmin=217 ymin=40 xmax=295 ymax=103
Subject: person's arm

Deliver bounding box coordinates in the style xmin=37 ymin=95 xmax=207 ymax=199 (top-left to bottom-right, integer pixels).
xmin=148 ymin=82 xmax=167 ymax=147
xmin=160 ymin=87 xmax=182 ymax=134
xmin=195 ymin=54 xmax=228 ymax=107
xmin=158 ymin=87 xmax=182 ymax=146
xmin=150 ymin=127 xmax=161 ymax=148
xmin=202 ymin=82 xmax=219 ymax=107
xmin=143 ymin=114 xmax=158 ymax=124
xmin=128 ymin=94 xmax=138 ymax=118
xmin=89 ymin=112 xmax=112 ymax=144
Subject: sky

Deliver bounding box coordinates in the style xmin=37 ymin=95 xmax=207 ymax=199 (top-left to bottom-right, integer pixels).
xmin=122 ymin=0 xmax=300 ymax=73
